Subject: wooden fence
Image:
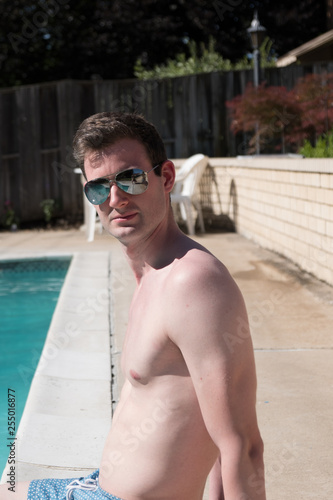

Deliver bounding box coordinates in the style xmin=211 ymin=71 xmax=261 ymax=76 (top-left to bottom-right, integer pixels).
xmin=1 ymin=62 xmax=333 ymax=225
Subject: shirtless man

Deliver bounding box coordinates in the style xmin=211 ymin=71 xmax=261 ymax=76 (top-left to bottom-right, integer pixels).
xmin=0 ymin=112 xmax=265 ymax=500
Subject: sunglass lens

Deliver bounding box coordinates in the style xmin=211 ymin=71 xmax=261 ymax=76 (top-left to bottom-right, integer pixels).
xmin=84 ymin=182 xmax=110 ymax=205
xmin=116 ymin=169 xmax=148 ymax=195
xmin=84 ymin=169 xmax=150 ymax=204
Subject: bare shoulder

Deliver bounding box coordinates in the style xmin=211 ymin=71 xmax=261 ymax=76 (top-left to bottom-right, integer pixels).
xmin=164 ymin=241 xmax=252 ymax=359
xmin=166 ymin=243 xmax=242 ymax=305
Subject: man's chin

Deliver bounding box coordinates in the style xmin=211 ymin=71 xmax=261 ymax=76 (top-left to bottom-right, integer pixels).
xmin=107 ymin=223 xmax=138 ymax=243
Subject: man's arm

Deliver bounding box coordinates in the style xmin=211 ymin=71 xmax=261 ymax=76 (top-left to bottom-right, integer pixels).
xmin=167 ymin=257 xmax=266 ymax=500
xmin=209 ymin=456 xmax=224 ymax=500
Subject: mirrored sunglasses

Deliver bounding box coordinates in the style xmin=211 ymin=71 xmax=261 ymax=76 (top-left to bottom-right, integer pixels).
xmin=84 ymin=163 xmax=162 ymax=205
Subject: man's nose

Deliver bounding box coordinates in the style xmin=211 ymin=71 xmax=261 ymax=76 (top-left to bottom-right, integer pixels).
xmin=108 ymin=182 xmax=129 ymax=208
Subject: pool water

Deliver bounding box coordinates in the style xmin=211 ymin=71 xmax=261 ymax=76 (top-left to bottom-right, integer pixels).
xmin=0 ymin=257 xmax=71 ymax=472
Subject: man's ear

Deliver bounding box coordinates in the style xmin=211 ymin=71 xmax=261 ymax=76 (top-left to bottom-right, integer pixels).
xmin=161 ymin=160 xmax=176 ymax=193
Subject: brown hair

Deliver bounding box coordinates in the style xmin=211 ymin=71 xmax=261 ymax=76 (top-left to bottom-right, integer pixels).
xmin=73 ymin=112 xmax=167 ymax=177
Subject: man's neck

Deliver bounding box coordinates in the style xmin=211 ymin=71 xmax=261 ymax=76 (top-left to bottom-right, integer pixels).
xmin=122 ymin=219 xmax=186 ymax=283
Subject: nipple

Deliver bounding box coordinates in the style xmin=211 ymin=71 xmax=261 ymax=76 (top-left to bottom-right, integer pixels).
xmin=129 ymin=369 xmax=141 ymax=381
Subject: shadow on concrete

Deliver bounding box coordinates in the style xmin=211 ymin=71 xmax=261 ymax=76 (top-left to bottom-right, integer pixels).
xmin=198 ymin=164 xmax=238 ymax=234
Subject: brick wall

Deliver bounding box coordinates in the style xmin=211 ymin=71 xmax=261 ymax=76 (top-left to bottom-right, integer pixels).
xmin=206 ymin=157 xmax=333 ymax=287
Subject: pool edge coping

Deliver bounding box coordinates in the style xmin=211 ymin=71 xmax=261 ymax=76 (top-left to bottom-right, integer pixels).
xmin=1 ymin=251 xmax=113 ymax=483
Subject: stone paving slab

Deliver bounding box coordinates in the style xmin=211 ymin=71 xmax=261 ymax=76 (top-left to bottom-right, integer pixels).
xmin=256 ymin=350 xmax=333 ymax=499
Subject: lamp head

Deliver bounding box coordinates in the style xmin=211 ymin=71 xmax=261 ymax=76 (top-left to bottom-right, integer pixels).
xmin=247 ymin=11 xmax=267 ymax=50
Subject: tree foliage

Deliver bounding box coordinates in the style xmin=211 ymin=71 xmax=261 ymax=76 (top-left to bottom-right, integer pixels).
xmin=294 ymin=73 xmax=333 ymax=142
xmin=134 ymin=37 xmax=276 ymax=80
xmin=134 ymin=38 xmax=234 ymax=79
xmin=227 ymin=83 xmax=302 ymax=152
xmin=227 ymin=73 xmax=333 ymax=154
xmin=0 ymin=0 xmax=328 ymax=87
xmin=300 ymin=131 xmax=333 ymax=157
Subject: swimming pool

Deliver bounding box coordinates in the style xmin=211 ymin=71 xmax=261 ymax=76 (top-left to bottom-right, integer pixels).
xmin=0 ymin=257 xmax=71 ymax=471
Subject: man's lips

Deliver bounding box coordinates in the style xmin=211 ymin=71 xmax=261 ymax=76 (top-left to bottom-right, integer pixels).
xmin=112 ymin=212 xmax=138 ymax=222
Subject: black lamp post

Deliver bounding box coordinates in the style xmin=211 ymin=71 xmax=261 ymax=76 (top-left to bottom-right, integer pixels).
xmin=247 ymin=12 xmax=267 ymax=154
xmin=247 ymin=11 xmax=267 ymax=87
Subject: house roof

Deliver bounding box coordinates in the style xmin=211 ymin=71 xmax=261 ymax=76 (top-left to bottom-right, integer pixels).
xmin=276 ymin=29 xmax=333 ymax=67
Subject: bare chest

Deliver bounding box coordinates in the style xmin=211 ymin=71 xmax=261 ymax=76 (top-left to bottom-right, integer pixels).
xmin=121 ymin=278 xmax=186 ymax=384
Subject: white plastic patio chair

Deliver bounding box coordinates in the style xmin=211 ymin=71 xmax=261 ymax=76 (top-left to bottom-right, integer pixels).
xmin=171 ymin=154 xmax=209 ymax=235
xmin=86 ymin=203 xmax=103 ymax=242
xmin=75 ymin=168 xmax=102 ymax=242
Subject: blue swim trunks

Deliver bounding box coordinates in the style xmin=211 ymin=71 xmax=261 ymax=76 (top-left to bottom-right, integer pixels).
xmin=27 ymin=469 xmax=123 ymax=500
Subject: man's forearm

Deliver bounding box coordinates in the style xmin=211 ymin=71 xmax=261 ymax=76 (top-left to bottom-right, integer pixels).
xmin=208 ymin=457 xmax=224 ymax=500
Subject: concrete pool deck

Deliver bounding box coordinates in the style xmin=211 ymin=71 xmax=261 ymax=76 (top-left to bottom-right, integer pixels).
xmin=0 ymin=227 xmax=333 ymax=499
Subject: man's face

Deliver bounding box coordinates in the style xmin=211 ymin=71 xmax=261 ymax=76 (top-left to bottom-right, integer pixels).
xmin=84 ymin=138 xmax=173 ymax=245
